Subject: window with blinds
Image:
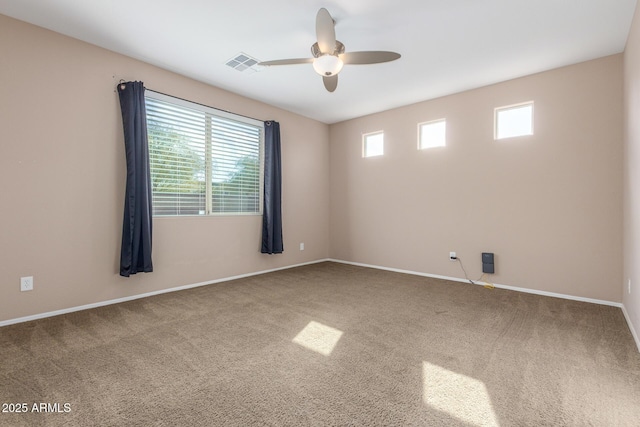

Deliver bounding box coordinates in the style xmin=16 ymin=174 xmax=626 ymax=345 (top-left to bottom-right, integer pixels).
xmin=145 ymin=91 xmax=264 ymax=216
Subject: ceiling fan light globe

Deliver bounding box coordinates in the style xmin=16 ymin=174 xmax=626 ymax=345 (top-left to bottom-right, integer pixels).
xmin=313 ymin=55 xmax=343 ymax=77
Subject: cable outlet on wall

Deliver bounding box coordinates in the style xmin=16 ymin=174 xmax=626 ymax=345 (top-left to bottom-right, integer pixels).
xmin=21 ymin=276 xmax=33 ymax=292
xmin=300 ymin=243 xmax=304 ymax=251
xmin=449 ymin=252 xmax=456 ymax=261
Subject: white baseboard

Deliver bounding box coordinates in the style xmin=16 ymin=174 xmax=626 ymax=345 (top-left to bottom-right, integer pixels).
xmin=621 ymin=304 xmax=640 ymax=353
xmin=4 ymin=257 xmax=639 ymax=353
xmin=329 ymin=258 xmax=640 ymax=352
xmin=328 ymin=258 xmax=622 ymax=307
xmin=0 ymin=259 xmax=330 ymax=328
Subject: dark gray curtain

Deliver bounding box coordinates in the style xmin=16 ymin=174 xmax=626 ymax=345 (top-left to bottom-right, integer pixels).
xmin=261 ymin=121 xmax=283 ymax=254
xmin=117 ymin=81 xmax=153 ymax=276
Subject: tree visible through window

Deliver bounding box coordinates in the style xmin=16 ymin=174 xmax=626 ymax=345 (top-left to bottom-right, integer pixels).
xmin=145 ymin=92 xmax=263 ymax=216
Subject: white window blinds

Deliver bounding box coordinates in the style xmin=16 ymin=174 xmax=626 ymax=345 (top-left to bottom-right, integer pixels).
xmin=145 ymin=92 xmax=263 ymax=216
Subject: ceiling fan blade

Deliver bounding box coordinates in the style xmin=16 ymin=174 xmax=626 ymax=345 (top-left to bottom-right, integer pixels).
xmin=259 ymin=58 xmax=314 ymax=66
xmin=341 ymin=51 xmax=401 ymax=65
xmin=316 ymin=8 xmax=336 ymax=54
xmin=323 ymin=75 xmax=338 ymax=92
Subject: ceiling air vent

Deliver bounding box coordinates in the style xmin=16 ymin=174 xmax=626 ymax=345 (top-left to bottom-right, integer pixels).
xmin=225 ymin=53 xmax=262 ymax=73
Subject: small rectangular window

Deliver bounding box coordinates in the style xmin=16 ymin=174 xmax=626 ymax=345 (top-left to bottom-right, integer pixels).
xmin=419 ymin=119 xmax=446 ymax=149
xmin=363 ymin=131 xmax=384 ymax=157
xmin=495 ymin=102 xmax=533 ymax=140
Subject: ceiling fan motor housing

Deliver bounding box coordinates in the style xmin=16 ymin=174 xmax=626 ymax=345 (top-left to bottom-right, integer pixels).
xmin=311 ymin=41 xmax=345 ymax=58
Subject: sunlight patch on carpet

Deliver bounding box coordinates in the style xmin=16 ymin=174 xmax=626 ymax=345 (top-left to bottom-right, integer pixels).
xmin=422 ymin=361 xmax=499 ymax=426
xmin=292 ymin=321 xmax=343 ymax=356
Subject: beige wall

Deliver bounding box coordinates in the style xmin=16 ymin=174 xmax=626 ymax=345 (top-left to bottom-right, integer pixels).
xmin=329 ymin=55 xmax=623 ymax=302
xmin=624 ymin=4 xmax=640 ymax=341
xmin=0 ymin=12 xmax=630 ymax=324
xmin=0 ymin=14 xmax=330 ymax=322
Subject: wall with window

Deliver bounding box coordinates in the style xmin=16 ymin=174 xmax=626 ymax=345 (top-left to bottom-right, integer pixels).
xmin=0 ymin=12 xmax=628 ymax=323
xmin=0 ymin=14 xmax=330 ymax=322
xmin=329 ymin=54 xmax=623 ymax=302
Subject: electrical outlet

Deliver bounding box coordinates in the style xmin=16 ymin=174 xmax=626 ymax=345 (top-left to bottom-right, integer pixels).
xmin=629 ymin=279 xmax=632 ymax=295
xmin=300 ymin=243 xmax=304 ymax=251
xmin=449 ymin=252 xmax=456 ymax=261
xmin=20 ymin=276 xmax=33 ymax=292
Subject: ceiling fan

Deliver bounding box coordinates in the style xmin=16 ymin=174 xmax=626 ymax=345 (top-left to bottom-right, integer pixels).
xmin=259 ymin=8 xmax=401 ymax=93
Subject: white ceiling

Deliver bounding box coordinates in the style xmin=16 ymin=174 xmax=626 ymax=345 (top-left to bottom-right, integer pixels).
xmin=0 ymin=0 xmax=636 ymax=124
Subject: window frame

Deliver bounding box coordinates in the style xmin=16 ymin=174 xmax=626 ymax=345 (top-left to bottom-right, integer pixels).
xmin=494 ymin=101 xmax=534 ymax=140
xmin=145 ymin=90 xmax=265 ymax=217
xmin=418 ymin=118 xmax=447 ymax=150
xmin=362 ymin=131 xmax=384 ymax=158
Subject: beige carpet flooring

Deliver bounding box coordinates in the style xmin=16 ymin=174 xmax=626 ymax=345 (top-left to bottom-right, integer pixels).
xmin=1 ymin=262 xmax=639 ymax=426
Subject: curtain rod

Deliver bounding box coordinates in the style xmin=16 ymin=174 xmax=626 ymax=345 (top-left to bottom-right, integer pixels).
xmin=144 ymin=87 xmax=266 ymax=124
